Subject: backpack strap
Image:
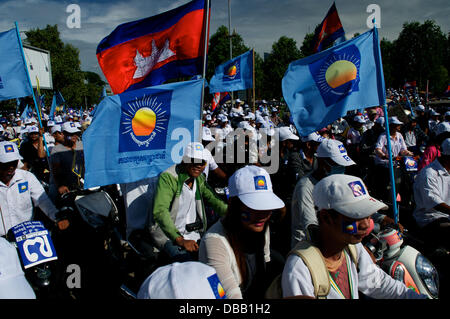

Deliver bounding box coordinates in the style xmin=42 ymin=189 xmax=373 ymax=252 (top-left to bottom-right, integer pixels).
xmin=289 ymin=241 xmax=330 ymax=299
xmin=345 ymin=244 xmax=358 ymax=270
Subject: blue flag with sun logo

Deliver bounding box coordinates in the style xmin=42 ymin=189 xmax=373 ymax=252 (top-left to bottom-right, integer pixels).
xmin=82 ymin=79 xmax=204 ymax=188
xmin=208 ymin=50 xmax=253 ymax=93
xmin=282 ymin=28 xmax=385 ymax=136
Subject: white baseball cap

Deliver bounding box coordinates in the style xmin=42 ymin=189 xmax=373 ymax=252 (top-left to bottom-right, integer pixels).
xmin=61 ymin=121 xmax=80 ymax=133
xmin=375 ymin=117 xmax=385 ymax=126
xmin=27 ymin=126 xmax=39 ymax=134
xmin=278 ymin=126 xmax=299 ymax=141
xmin=50 ymin=125 xmax=62 ymax=135
xmin=202 ymin=126 xmax=215 ymax=142
xmin=416 ymin=105 xmax=425 ymax=111
xmin=228 ymin=165 xmax=284 ymax=211
xmin=0 ymin=141 xmax=23 ymax=163
xmin=353 ymin=115 xmax=366 ymax=124
xmin=316 ymin=139 xmax=356 ymax=166
xmin=313 ymin=174 xmax=388 ymax=219
xmin=47 ymin=120 xmax=55 ymax=127
xmin=137 ymin=262 xmax=226 ymax=299
xmin=435 ymin=122 xmax=450 ymax=137
xmin=301 ymin=132 xmax=324 ymax=143
xmin=442 ymin=138 xmax=450 ymax=156
xmin=0 ymin=237 xmax=36 ymax=299
xmin=182 ymin=142 xmax=209 ymax=162
xmin=388 ymin=116 xmax=403 ymax=125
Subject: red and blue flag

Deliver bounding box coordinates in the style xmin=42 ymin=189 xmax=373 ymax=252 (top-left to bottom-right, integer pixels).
xmin=403 ymin=81 xmax=417 ymax=90
xmin=313 ymin=2 xmax=346 ymax=53
xmin=97 ymin=0 xmax=209 ymax=94
xmin=211 ymin=92 xmax=230 ymax=112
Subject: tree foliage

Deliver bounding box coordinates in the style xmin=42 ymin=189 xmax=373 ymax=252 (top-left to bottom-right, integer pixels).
xmin=24 ymin=24 xmax=104 ymax=109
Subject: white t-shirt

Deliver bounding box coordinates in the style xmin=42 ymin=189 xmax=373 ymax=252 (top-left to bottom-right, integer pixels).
xmin=374 ymin=132 xmax=408 ymax=166
xmin=203 ymin=148 xmax=219 ymax=180
xmin=0 ymin=169 xmax=58 ymax=236
xmin=175 ymin=181 xmax=200 ymax=241
xmin=282 ymin=242 xmax=427 ymax=299
xmin=413 ymin=159 xmax=450 ymax=228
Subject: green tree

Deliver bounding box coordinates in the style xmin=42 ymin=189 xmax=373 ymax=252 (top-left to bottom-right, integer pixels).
xmin=207 ymin=25 xmax=249 ymax=80
xmin=24 ymin=24 xmax=104 ymax=108
xmin=391 ymin=20 xmax=448 ymax=93
xmin=262 ymin=36 xmax=301 ymax=99
xmin=380 ymin=38 xmax=395 ymax=88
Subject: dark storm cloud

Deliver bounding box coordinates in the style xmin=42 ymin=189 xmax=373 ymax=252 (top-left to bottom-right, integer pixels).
xmin=1 ymin=0 xmax=448 ymax=80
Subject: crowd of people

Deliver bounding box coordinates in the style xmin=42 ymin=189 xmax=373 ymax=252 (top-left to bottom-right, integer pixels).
xmin=0 ymin=87 xmax=449 ymax=300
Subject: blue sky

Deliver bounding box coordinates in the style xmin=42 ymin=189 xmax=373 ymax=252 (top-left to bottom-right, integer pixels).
xmin=1 ymin=0 xmax=448 ymax=81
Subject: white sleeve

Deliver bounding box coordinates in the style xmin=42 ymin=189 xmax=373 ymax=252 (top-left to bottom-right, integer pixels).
xmin=356 ymin=244 xmax=428 ymax=299
xmin=281 ymin=254 xmax=316 ymax=298
xmin=199 ymin=234 xmax=243 ymax=299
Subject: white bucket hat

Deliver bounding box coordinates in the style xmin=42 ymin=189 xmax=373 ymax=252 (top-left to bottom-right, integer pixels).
xmin=316 ymin=139 xmax=356 ymax=166
xmin=313 ymin=174 xmax=388 ymax=219
xmin=0 ymin=141 xmax=23 ymax=163
xmin=0 ymin=237 xmax=36 ymax=299
xmin=228 ymin=165 xmax=284 ymax=211
xmin=137 ymin=262 xmax=226 ymax=299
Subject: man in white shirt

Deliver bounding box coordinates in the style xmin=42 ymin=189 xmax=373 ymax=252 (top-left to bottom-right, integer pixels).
xmin=0 ymin=141 xmax=68 ymax=237
xmin=413 ymin=138 xmax=450 ymax=250
xmin=282 ymin=174 xmax=427 ymax=299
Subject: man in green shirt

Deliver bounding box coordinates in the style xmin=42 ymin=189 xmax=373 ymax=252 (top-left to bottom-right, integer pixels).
xmin=151 ymin=142 xmax=228 ymax=262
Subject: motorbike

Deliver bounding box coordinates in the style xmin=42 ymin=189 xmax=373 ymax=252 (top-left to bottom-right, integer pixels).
xmin=6 ymin=220 xmax=60 ymax=299
xmin=54 ymin=186 xmax=129 ymax=299
xmin=365 ymin=224 xmax=439 ymax=299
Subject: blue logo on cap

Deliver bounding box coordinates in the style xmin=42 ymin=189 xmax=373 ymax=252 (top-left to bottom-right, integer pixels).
xmin=254 ymin=176 xmax=268 ymax=190
xmin=348 ymin=181 xmax=366 ymax=197
xmin=207 ymin=273 xmax=226 ymax=299
xmin=18 ymin=182 xmax=28 ymax=193
xmin=4 ymin=144 xmax=14 ymax=153
xmin=338 ymin=144 xmax=346 ymax=153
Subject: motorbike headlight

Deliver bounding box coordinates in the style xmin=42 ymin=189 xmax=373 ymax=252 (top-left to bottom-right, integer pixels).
xmin=393 ymin=264 xmax=405 ymax=283
xmin=416 ymin=254 xmax=439 ymax=298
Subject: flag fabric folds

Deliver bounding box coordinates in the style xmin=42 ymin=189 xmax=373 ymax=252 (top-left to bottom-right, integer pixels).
xmin=0 ymin=28 xmax=33 ymax=101
xmin=312 ymin=2 xmax=346 ymax=53
xmin=96 ymin=0 xmax=209 ymax=95
xmin=208 ymin=50 xmax=253 ymax=93
xmin=282 ymin=28 xmax=385 ymax=136
xmin=211 ymin=92 xmax=230 ymax=112
xmin=83 ymin=79 xmax=204 ymax=188
xmin=49 ymin=95 xmax=57 ymax=120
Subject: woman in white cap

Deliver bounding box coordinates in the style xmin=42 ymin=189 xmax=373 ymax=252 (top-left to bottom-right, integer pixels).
xmin=199 ymin=165 xmax=285 ymax=299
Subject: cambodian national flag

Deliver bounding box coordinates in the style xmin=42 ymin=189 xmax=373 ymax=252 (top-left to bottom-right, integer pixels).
xmin=403 ymin=81 xmax=417 ymax=90
xmin=445 ymin=84 xmax=450 ymax=97
xmin=313 ymin=2 xmax=346 ymax=53
xmin=96 ymin=0 xmax=209 ymax=95
xmin=282 ymin=28 xmax=386 ymax=136
xmin=82 ymin=79 xmax=204 ymax=188
xmin=212 ymin=92 xmax=230 ymax=112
